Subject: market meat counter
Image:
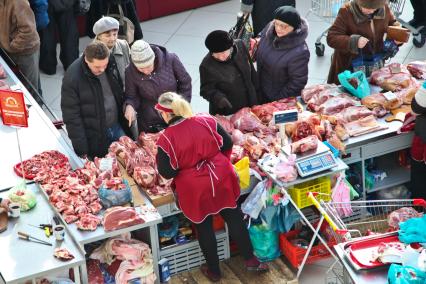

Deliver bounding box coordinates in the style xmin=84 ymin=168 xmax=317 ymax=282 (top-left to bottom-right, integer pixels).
xmin=0 ymin=55 xmax=164 ymax=283
xmin=0 ymin=184 xmax=85 ymax=284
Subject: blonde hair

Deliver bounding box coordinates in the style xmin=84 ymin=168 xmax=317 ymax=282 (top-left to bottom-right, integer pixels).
xmin=158 ymin=92 xmax=193 ymax=118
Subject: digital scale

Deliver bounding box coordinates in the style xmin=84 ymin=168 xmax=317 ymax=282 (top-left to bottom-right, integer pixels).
xmin=281 ymin=140 xmax=338 ymax=177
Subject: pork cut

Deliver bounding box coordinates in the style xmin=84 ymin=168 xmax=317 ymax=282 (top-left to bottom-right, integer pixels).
xmin=76 ymin=213 xmax=101 ymax=231
xmin=103 ymin=207 xmax=144 ymax=231
xmin=231 ymin=108 xmax=264 ymax=132
xmin=251 ymin=97 xmax=297 ymax=123
xmin=138 ymin=132 xmax=161 ymax=156
xmin=290 ymin=135 xmax=318 ymax=154
xmin=361 ymin=92 xmax=403 ymax=110
xmin=370 ymin=63 xmax=413 ymax=91
xmin=133 ymin=166 xmax=157 ymax=188
xmin=214 ymin=115 xmax=234 ymax=133
xmin=344 ymin=115 xmax=387 ymax=137
xmin=301 ymin=84 xmax=338 ymax=103
xmin=407 ymin=60 xmax=426 ymax=79
xmin=315 ymin=94 xmax=359 ymax=115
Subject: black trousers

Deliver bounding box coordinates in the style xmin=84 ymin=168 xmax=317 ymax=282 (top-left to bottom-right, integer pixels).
xmin=194 ymin=207 xmax=254 ymax=275
xmin=39 ymin=9 xmax=79 ymax=73
xmin=410 ymin=0 xmax=426 ymax=22
xmin=410 ymin=158 xmax=426 ymax=199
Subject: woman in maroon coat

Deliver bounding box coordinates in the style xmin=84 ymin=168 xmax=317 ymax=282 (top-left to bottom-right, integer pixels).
xmin=155 ymin=92 xmax=268 ymax=282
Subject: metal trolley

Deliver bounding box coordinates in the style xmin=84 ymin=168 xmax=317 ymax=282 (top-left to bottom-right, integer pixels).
xmin=307 ymin=0 xmax=426 ymax=57
xmin=307 ymin=194 xmax=426 ymax=283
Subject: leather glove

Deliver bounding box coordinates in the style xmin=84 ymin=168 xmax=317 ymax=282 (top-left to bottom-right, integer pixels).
xmin=217 ymin=97 xmax=232 ymax=110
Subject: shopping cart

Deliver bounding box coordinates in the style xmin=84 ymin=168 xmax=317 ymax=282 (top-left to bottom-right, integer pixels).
xmin=307 ymin=0 xmax=425 ymax=57
xmin=306 ymin=0 xmax=350 ymax=56
xmin=307 ymin=193 xmax=426 ymax=283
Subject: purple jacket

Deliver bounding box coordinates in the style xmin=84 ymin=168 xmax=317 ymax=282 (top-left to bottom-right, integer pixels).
xmin=256 ymin=19 xmax=310 ymax=102
xmin=125 ymin=45 xmax=192 ymax=132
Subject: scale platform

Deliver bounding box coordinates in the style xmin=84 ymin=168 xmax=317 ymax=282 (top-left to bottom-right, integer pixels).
xmin=282 ymin=140 xmax=338 ymax=177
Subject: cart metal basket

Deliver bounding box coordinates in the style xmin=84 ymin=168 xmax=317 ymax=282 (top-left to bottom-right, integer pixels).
xmin=307 ymin=194 xmax=426 ymax=283
xmin=308 ymin=0 xmax=425 ymax=57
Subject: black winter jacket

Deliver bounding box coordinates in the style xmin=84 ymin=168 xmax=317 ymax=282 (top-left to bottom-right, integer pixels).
xmin=61 ymin=56 xmax=129 ymax=158
xmin=256 ymin=19 xmax=310 ymax=102
xmin=49 ymin=0 xmax=75 ymax=12
xmin=199 ymin=40 xmax=259 ymax=115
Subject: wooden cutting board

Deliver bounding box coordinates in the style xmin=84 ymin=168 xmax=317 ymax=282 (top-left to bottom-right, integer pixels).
xmin=117 ymin=156 xmax=174 ymax=207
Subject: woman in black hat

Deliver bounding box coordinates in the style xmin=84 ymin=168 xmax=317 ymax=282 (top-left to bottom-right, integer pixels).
xmin=199 ymin=30 xmax=260 ymax=115
xmin=255 ymin=6 xmax=310 ymax=103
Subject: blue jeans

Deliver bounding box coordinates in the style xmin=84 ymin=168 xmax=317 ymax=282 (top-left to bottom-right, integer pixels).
xmin=106 ymin=123 xmax=125 ymax=145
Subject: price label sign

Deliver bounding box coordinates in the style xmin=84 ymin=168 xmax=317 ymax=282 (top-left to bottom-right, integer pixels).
xmin=273 ymin=109 xmax=298 ymax=125
xmin=0 ymin=90 xmax=28 ymax=127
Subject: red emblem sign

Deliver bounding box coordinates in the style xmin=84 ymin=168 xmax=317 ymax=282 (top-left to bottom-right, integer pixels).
xmin=0 ymin=90 xmax=28 ymax=127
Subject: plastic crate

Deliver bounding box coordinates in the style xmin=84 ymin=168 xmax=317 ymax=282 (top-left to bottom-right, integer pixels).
xmin=279 ymin=230 xmax=336 ymax=268
xmin=288 ymin=176 xmax=331 ymax=209
xmin=160 ymin=231 xmax=229 ymax=275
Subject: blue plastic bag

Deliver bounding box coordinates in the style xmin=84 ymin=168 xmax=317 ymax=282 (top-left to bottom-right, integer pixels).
xmin=248 ymin=224 xmax=280 ymax=262
xmin=388 ymin=264 xmax=426 ymax=284
xmin=98 ymin=179 xmax=132 ymax=208
xmin=338 ymin=70 xmax=370 ymax=99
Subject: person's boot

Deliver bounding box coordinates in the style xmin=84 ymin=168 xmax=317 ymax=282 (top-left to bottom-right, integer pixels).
xmin=0 ymin=208 xmax=8 ymax=233
xmin=200 ymin=264 xmax=221 ymax=282
xmin=245 ymin=256 xmax=269 ymax=271
xmin=408 ymin=18 xmax=425 ymax=28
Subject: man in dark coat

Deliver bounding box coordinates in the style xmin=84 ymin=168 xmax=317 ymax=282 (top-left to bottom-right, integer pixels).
xmin=200 ymin=30 xmax=259 ymax=116
xmin=61 ymin=41 xmax=130 ymax=159
xmin=240 ymin=0 xmax=295 ymax=36
xmin=326 ymin=0 xmax=399 ymax=84
xmin=124 ymin=40 xmax=192 ymax=133
xmin=256 ymin=6 xmax=310 ymax=102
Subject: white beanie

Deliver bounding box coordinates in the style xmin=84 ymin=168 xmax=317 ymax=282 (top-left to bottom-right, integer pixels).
xmin=131 ymin=40 xmax=155 ymax=69
xmin=93 ymin=16 xmax=119 ymax=36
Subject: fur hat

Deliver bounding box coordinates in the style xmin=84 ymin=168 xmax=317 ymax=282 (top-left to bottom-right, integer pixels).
xmin=274 ymin=6 xmax=301 ymax=29
xmin=356 ymin=0 xmax=386 ymax=9
xmin=93 ymin=16 xmax=119 ymax=36
xmin=205 ymin=30 xmax=234 ymax=53
xmin=131 ymin=40 xmax=155 ymax=69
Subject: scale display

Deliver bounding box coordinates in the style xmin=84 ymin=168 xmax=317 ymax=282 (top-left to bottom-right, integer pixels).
xmin=296 ymin=152 xmax=338 ymax=177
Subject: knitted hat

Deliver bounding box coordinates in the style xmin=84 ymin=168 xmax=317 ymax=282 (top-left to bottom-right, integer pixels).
xmin=274 ymin=6 xmax=301 ymax=29
xmin=93 ymin=16 xmax=119 ymax=36
xmin=356 ymin=0 xmax=386 ymax=9
xmin=131 ymin=40 xmax=155 ymax=69
xmin=205 ymin=30 xmax=234 ymax=53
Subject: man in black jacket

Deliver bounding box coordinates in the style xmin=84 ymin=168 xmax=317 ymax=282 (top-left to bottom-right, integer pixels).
xmin=61 ymin=41 xmax=129 ymax=159
xmin=200 ymin=30 xmax=259 ymax=116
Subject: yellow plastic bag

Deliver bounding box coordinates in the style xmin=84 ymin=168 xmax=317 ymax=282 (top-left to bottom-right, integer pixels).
xmin=234 ymin=157 xmax=250 ymax=190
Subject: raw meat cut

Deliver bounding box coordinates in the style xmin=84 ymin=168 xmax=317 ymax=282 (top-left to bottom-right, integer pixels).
xmin=388 ymin=207 xmax=423 ymax=229
xmin=372 ymin=106 xmax=388 ymax=118
xmin=231 ymin=145 xmax=245 ymax=163
xmin=76 ymin=213 xmax=101 ymax=231
xmin=290 ymin=135 xmax=318 ymax=154
xmin=361 ymin=93 xmax=403 ymax=110
xmin=133 ymin=166 xmax=157 ymax=188
xmin=315 ymin=94 xmax=359 ymax=115
xmin=251 ymin=97 xmax=297 ymax=123
xmin=370 ymin=63 xmax=412 ymax=91
xmin=138 ymin=132 xmax=161 ymax=156
xmin=231 ymin=108 xmax=264 ymax=132
xmin=0 ymin=65 xmax=5 ymax=79
xmin=407 ymin=60 xmax=426 ymax=79
xmin=334 ymin=124 xmax=349 ymax=141
xmin=231 ymin=129 xmax=245 ymax=145
xmin=214 ymin=115 xmax=234 ymax=133
xmin=324 ymin=106 xmax=374 ymax=124
xmin=394 ymin=77 xmax=420 ymax=105
xmin=301 ymin=84 xmax=338 ymax=103
xmin=290 ymin=120 xmax=320 ymax=142
xmin=344 ymin=115 xmax=387 ymax=137
xmin=17 ymin=150 xmax=69 ymax=180
xmin=103 ymin=207 xmax=144 ymax=231
xmin=87 ymin=259 xmax=104 ymax=284
xmin=305 ymin=85 xmax=345 ymax=107
xmin=54 ymin=248 xmax=74 ymax=261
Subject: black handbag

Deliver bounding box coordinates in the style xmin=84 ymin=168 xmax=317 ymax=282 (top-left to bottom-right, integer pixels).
xmin=229 ymin=13 xmax=253 ymax=49
xmin=107 ymin=3 xmax=135 ymax=44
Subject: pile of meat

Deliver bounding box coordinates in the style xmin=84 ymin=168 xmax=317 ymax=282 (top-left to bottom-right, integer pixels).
xmin=16 ymin=150 xmax=69 ymax=180
xmin=215 ymin=99 xmax=298 ymax=170
xmin=407 ymin=60 xmax=426 ymax=79
xmin=370 ymin=63 xmax=420 ymax=104
xmin=89 ymin=232 xmax=156 ymax=284
xmin=290 ymin=135 xmax=318 ymax=154
xmin=109 ymin=135 xmax=173 ymax=197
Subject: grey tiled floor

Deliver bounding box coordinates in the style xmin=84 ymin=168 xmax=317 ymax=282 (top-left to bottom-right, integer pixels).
xmin=40 ymin=1 xmax=425 ymax=280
